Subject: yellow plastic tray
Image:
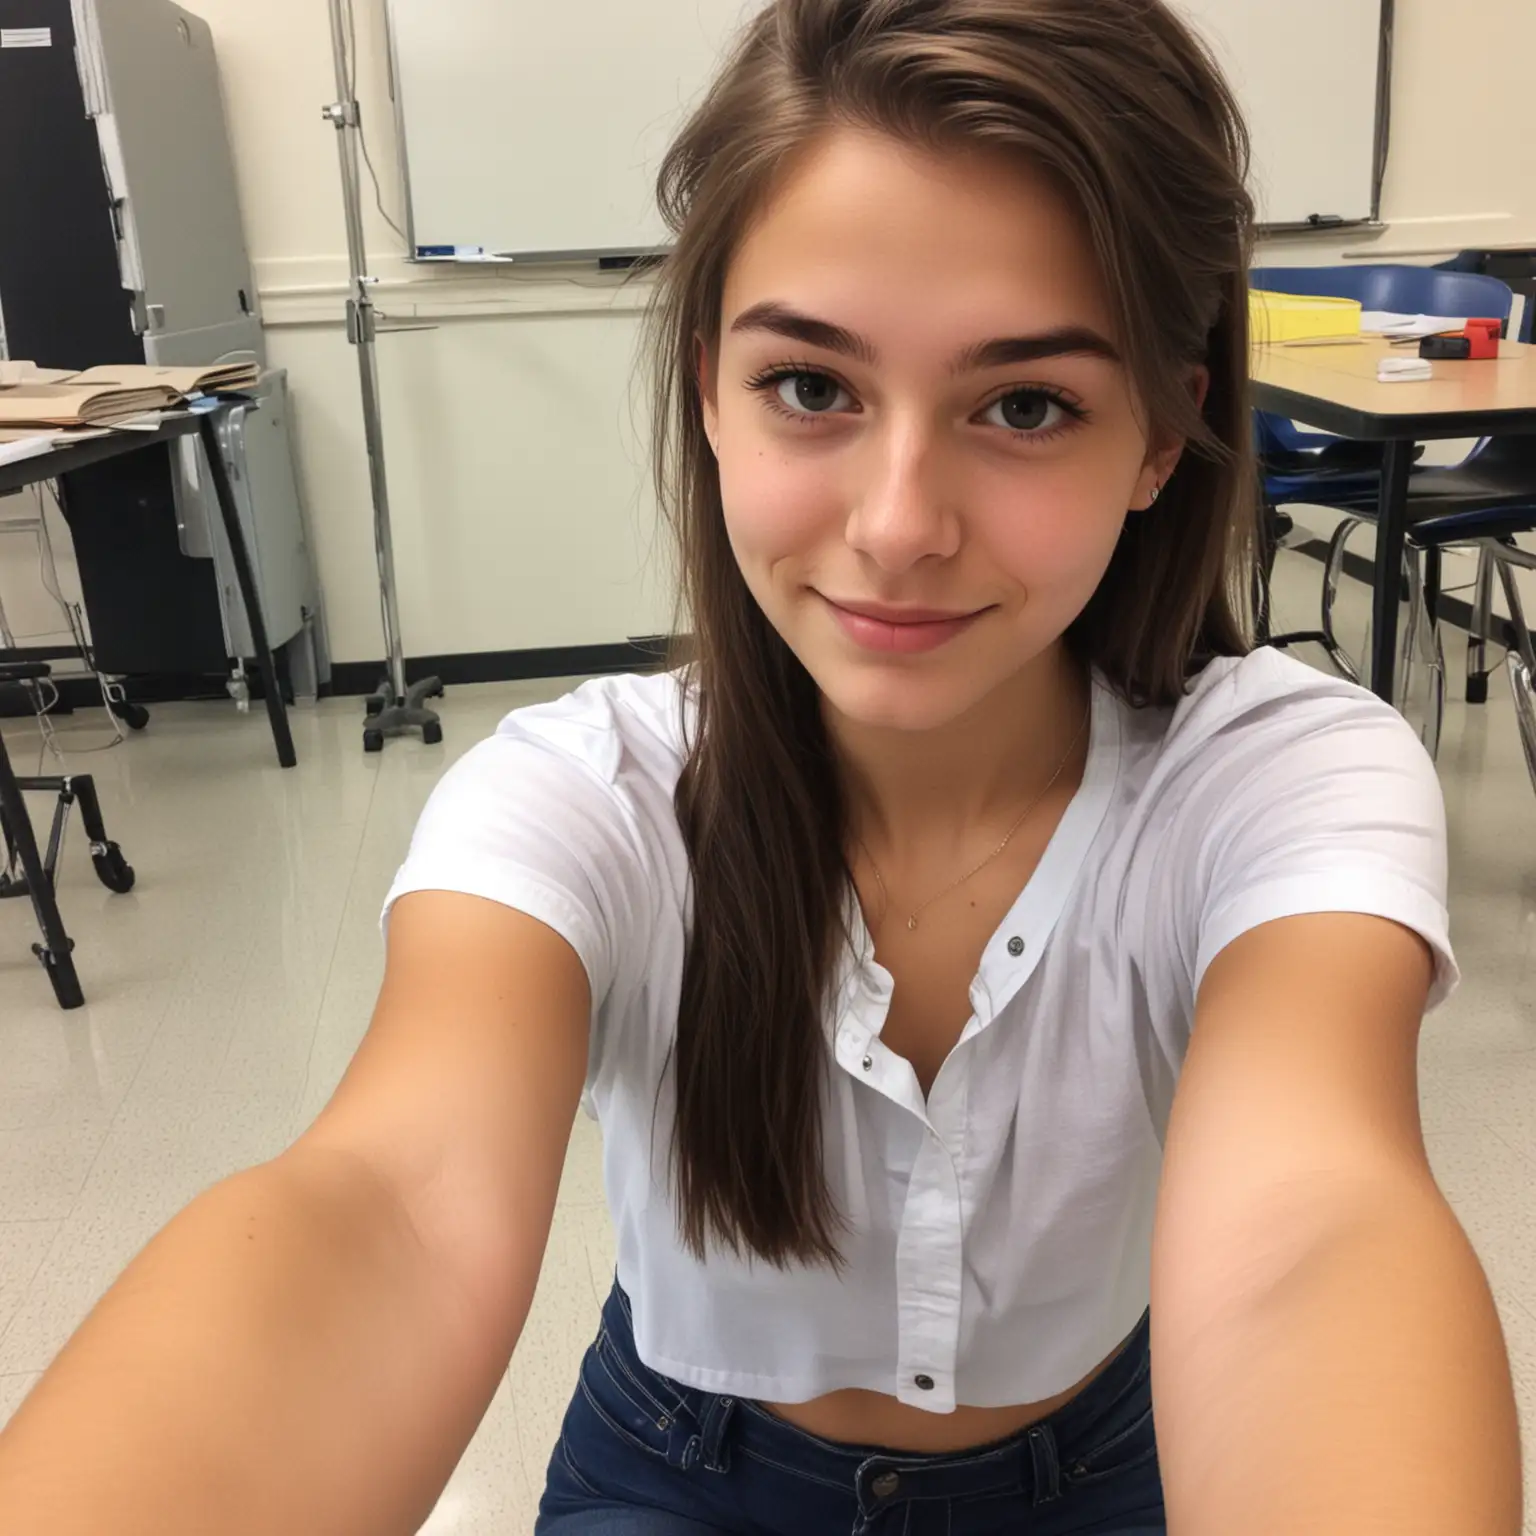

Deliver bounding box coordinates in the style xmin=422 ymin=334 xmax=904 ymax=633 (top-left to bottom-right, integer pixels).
xmin=1249 ymin=289 xmax=1362 ymax=344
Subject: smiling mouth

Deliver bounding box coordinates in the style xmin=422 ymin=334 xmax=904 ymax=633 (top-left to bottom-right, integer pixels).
xmin=818 ymin=593 xmax=990 ymax=654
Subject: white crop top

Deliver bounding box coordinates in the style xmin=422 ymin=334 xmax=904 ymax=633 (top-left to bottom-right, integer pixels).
xmin=383 ymin=648 xmax=1457 ymax=1413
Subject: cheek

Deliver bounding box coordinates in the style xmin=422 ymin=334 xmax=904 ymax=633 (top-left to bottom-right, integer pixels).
xmin=716 ymin=435 xmax=839 ymax=572
xmin=973 ymin=462 xmax=1129 ymax=602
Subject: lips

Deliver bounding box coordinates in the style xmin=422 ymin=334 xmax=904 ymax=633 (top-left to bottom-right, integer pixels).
xmin=819 ymin=593 xmax=987 ymax=654
xmin=828 ymin=599 xmax=979 ymax=624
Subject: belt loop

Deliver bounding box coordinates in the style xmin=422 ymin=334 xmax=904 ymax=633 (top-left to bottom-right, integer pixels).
xmin=695 ymin=1392 xmax=737 ymax=1473
xmin=1027 ymin=1422 xmax=1062 ymax=1505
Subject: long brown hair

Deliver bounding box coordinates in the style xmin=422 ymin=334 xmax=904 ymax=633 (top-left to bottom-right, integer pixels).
xmin=648 ymin=0 xmax=1258 ymax=1266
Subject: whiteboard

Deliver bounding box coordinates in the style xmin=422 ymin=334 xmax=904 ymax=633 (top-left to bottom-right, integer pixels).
xmin=1174 ymin=0 xmax=1384 ymax=229
xmin=385 ymin=0 xmax=1386 ymax=261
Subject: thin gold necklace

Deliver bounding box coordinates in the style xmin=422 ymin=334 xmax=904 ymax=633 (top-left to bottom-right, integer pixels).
xmin=856 ymin=701 xmax=1091 ymax=933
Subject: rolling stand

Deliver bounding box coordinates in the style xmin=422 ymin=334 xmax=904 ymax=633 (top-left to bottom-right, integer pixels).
xmin=0 ymin=663 xmax=135 ymax=1009
xmin=325 ymin=0 xmax=442 ymax=752
xmin=363 ymin=673 xmax=444 ymax=752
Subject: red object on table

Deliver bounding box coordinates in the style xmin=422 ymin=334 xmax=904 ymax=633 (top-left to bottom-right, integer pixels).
xmin=1464 ymin=318 xmax=1502 ymax=358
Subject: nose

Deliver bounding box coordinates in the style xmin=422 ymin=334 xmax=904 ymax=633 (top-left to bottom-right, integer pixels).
xmin=844 ymin=415 xmax=960 ymax=574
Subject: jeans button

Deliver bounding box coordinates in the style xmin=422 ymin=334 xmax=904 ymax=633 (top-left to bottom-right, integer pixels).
xmin=871 ymin=1471 xmax=901 ymax=1498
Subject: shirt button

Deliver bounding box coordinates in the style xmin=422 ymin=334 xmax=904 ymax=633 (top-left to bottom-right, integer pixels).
xmin=861 ymin=1055 xmax=873 ymax=1071
xmin=871 ymin=1471 xmax=901 ymax=1498
xmin=914 ymin=1374 xmax=935 ymax=1392
xmin=1007 ymin=936 xmax=1025 ymax=957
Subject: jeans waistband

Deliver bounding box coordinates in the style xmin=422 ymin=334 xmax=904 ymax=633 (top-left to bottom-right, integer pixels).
xmin=601 ymin=1281 xmax=1152 ymax=1511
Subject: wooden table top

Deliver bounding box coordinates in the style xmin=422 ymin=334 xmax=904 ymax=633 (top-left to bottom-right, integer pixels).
xmin=1250 ymin=334 xmax=1536 ymax=440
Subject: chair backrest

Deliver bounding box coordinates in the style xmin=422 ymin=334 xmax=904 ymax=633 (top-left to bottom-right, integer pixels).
xmin=1434 ymin=251 xmax=1536 ymax=343
xmin=1250 ymin=264 xmax=1519 ymax=470
xmin=1249 ymin=264 xmax=1514 ymax=330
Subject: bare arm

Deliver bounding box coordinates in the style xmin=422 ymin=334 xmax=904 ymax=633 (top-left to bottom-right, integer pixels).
xmin=1152 ymin=914 xmax=1521 ymax=1536
xmin=0 ymin=893 xmax=589 ymax=1536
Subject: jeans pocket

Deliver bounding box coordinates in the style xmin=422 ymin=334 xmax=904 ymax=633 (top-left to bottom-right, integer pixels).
xmin=1060 ymin=1354 xmax=1160 ymax=1489
xmin=597 ymin=1326 xmax=685 ymax=1424
xmin=1061 ymin=1400 xmax=1158 ymax=1486
xmin=578 ymin=1327 xmax=684 ymax=1460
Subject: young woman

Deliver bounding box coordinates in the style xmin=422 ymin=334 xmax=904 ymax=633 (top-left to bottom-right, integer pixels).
xmin=0 ymin=1 xmax=1519 ymax=1533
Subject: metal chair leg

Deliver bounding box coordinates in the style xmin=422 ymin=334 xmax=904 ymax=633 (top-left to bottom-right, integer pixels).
xmin=1466 ymin=544 xmax=1496 ymax=704
xmin=1319 ymin=516 xmax=1364 ymax=683
xmin=1423 ymin=545 xmax=1442 ymax=626
xmin=1472 ymin=545 xmax=1536 ymax=797
xmin=1510 ymin=655 xmax=1536 ymax=798
xmin=1494 ymin=549 xmax=1536 ymax=676
xmin=1400 ymin=549 xmax=1444 ymax=760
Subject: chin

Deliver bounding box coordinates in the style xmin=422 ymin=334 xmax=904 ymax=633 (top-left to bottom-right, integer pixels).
xmin=800 ymin=651 xmax=1005 ymax=735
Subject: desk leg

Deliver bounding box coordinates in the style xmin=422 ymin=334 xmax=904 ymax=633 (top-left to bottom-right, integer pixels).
xmin=198 ymin=415 xmax=297 ymax=769
xmin=0 ymin=735 xmax=83 ymax=1008
xmin=1368 ymin=438 xmax=1414 ymax=706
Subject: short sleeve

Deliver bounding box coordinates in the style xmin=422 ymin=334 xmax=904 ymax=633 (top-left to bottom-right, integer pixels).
xmin=1189 ymin=671 xmax=1458 ymax=1011
xmin=381 ymin=717 xmax=651 ymax=1010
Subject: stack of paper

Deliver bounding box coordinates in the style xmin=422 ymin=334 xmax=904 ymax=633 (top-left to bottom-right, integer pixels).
xmin=66 ymin=361 xmax=261 ymax=395
xmin=1360 ymin=311 xmax=1471 ymax=339
xmin=0 ymin=358 xmax=260 ymax=432
xmin=0 ymin=382 xmax=184 ymax=428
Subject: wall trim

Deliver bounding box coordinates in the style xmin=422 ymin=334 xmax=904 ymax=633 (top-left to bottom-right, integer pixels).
xmin=255 ymin=252 xmax=657 ymax=328
xmin=8 ymin=564 xmax=1533 ymax=718
xmin=327 ymin=636 xmax=674 ymax=696
xmin=253 ymin=214 xmax=1536 ymax=327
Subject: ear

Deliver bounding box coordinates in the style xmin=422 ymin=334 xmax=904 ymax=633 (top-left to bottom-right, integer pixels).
xmin=1132 ymin=364 xmax=1210 ymax=511
xmin=696 ymin=334 xmax=721 ymax=457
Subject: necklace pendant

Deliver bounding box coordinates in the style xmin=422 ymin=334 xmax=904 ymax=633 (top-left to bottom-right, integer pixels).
xmin=906 ymin=915 xmax=919 ymax=932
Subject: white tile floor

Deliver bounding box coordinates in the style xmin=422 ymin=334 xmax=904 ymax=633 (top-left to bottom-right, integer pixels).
xmin=1 ymin=545 xmax=1534 ymax=1533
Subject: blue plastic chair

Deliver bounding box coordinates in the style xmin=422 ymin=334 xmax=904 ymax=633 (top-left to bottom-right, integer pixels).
xmin=1251 ymin=263 xmax=1523 ymax=331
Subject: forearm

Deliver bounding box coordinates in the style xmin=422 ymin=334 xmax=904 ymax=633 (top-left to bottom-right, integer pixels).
xmin=1157 ymin=1183 xmax=1522 ymax=1536
xmin=0 ymin=1148 xmax=513 ymax=1536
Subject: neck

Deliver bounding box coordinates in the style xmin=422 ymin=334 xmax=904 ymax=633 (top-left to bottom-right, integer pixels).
xmin=827 ymin=644 xmax=1091 ymax=863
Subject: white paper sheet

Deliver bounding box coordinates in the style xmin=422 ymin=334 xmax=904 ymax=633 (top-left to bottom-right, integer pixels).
xmin=0 ymin=436 xmax=59 ymax=467
xmin=1360 ymin=311 xmax=1471 ymax=339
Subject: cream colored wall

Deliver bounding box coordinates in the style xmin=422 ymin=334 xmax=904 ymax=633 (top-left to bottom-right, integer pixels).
xmin=3 ymin=0 xmax=1534 ymax=665
xmin=1259 ymin=0 xmax=1536 ymax=269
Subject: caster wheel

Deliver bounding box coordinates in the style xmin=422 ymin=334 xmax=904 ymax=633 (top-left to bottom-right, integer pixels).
xmin=427 ymin=680 xmax=445 ymax=700
xmin=1466 ymin=674 xmax=1489 ymax=705
xmin=364 ymin=695 xmax=385 ymax=718
xmin=363 ymin=728 xmax=384 ymax=753
xmin=421 ymin=720 xmax=443 ymax=745
xmin=92 ymin=842 xmax=136 ymax=894
xmin=119 ymin=703 xmax=150 ymax=731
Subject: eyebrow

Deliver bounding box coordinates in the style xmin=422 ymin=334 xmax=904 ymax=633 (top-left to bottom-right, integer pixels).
xmin=728 ymin=301 xmax=1121 ymax=372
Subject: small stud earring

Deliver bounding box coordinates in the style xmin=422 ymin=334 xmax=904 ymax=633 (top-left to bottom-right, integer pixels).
xmin=1147 ymin=484 xmax=1161 ymax=506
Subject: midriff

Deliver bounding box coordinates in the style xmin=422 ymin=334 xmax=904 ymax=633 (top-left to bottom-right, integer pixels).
xmin=760 ymin=1325 xmax=1136 ymax=1454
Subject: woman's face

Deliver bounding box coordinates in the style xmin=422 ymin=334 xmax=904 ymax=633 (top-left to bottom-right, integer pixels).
xmin=700 ymin=128 xmax=1200 ymax=734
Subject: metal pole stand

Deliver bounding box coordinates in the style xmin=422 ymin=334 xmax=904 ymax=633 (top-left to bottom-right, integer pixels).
xmin=323 ymin=0 xmax=442 ymax=752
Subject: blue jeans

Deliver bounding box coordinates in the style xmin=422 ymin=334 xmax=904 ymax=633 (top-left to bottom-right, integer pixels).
xmin=537 ymin=1282 xmax=1165 ymax=1534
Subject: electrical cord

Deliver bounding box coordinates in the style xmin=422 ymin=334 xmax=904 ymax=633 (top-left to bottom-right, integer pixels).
xmin=343 ymin=0 xmax=408 ymax=246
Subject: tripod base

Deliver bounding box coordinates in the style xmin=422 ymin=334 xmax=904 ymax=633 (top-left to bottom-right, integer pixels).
xmin=362 ymin=675 xmax=444 ymax=751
